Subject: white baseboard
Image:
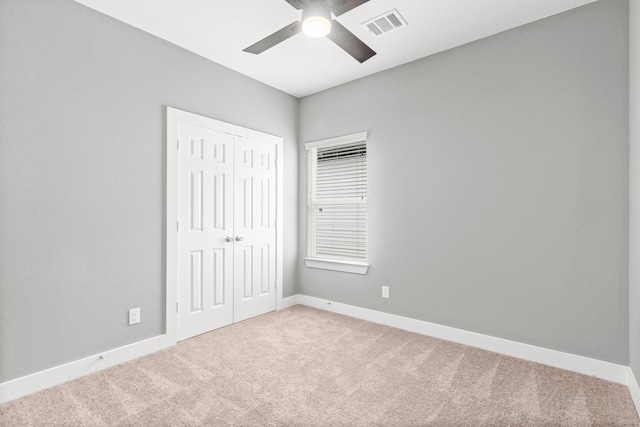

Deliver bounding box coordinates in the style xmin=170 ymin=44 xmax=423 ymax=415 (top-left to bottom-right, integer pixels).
xmin=0 ymin=334 xmax=172 ymax=404
xmin=278 ymin=294 xmax=299 ymax=310
xmin=296 ymin=295 xmax=629 ymax=385
xmin=628 ymin=368 xmax=640 ymax=416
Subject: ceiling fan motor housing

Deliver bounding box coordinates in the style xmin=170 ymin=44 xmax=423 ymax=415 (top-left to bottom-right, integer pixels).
xmin=302 ymin=2 xmax=332 ymax=38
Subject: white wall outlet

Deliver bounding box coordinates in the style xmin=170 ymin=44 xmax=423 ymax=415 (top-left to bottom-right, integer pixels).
xmin=128 ymin=307 xmax=140 ymax=325
xmin=382 ymin=286 xmax=390 ymax=299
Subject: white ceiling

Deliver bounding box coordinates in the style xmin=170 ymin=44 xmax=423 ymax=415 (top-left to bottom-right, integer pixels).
xmin=72 ymin=0 xmax=596 ymax=98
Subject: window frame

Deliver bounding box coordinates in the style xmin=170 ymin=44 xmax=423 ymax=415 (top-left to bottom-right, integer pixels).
xmin=304 ymin=132 xmax=369 ymax=275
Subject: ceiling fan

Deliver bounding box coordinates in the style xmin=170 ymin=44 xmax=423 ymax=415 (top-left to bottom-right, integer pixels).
xmin=243 ymin=0 xmax=376 ymax=63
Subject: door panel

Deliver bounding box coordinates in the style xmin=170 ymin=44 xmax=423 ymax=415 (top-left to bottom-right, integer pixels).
xmin=178 ymin=123 xmax=234 ymax=340
xmin=233 ymin=137 xmax=277 ymax=323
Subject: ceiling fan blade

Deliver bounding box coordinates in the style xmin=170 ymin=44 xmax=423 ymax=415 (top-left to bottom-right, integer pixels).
xmin=243 ymin=21 xmax=303 ymax=55
xmin=331 ymin=0 xmax=370 ymax=17
xmin=327 ymin=20 xmax=376 ymax=63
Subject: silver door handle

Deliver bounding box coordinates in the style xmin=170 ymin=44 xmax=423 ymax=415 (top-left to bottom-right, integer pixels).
xmin=225 ymin=236 xmax=234 ymax=243
xmin=235 ymin=236 xmax=243 ymax=242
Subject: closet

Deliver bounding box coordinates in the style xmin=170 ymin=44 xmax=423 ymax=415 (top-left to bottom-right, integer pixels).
xmin=172 ymin=112 xmax=279 ymax=340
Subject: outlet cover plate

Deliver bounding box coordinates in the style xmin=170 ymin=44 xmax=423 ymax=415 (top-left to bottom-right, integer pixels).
xmin=128 ymin=307 xmax=140 ymax=325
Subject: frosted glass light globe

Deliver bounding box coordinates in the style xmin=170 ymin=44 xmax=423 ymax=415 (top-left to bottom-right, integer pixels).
xmin=302 ymin=15 xmax=331 ymax=38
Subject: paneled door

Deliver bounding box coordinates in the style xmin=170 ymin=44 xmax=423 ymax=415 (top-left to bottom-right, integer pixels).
xmin=177 ymin=123 xmax=235 ymax=340
xmin=177 ymin=124 xmax=276 ymax=341
xmin=233 ymin=137 xmax=277 ymax=323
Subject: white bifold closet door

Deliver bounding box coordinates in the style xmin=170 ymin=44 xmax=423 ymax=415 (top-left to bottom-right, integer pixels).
xmin=177 ymin=122 xmax=276 ymax=341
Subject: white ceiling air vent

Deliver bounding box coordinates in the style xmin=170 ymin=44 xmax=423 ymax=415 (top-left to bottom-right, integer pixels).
xmin=363 ymin=9 xmax=407 ymax=36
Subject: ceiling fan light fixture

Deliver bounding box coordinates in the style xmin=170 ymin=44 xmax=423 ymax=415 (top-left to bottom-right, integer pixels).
xmin=302 ymin=5 xmax=332 ymax=38
xmin=243 ymin=0 xmax=375 ymax=63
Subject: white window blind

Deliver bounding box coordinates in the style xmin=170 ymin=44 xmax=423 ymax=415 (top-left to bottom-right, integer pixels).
xmin=306 ymin=133 xmax=368 ymax=270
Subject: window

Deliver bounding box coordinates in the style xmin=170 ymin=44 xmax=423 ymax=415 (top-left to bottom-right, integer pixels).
xmin=304 ymin=132 xmax=368 ymax=274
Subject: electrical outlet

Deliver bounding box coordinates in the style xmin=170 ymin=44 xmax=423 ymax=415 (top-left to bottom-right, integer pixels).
xmin=382 ymin=286 xmax=390 ymax=299
xmin=128 ymin=307 xmax=140 ymax=325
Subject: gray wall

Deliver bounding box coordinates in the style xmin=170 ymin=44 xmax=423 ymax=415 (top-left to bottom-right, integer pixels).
xmin=630 ymin=0 xmax=640 ymax=379
xmin=0 ymin=0 xmax=298 ymax=383
xmin=298 ymin=0 xmax=629 ymax=364
xmin=0 ymin=0 xmax=631 ymax=385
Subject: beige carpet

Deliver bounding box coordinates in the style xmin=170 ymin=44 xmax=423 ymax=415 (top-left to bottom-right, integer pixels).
xmin=0 ymin=305 xmax=638 ymax=426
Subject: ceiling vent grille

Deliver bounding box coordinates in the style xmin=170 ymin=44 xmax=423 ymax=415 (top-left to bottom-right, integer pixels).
xmin=363 ymin=9 xmax=407 ymax=36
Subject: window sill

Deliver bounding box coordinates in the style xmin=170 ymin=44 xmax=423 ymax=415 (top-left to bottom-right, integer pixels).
xmin=303 ymin=258 xmax=369 ymax=275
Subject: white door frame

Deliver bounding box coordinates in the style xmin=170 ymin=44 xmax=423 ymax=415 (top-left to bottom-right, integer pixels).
xmin=165 ymin=107 xmax=284 ymax=344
